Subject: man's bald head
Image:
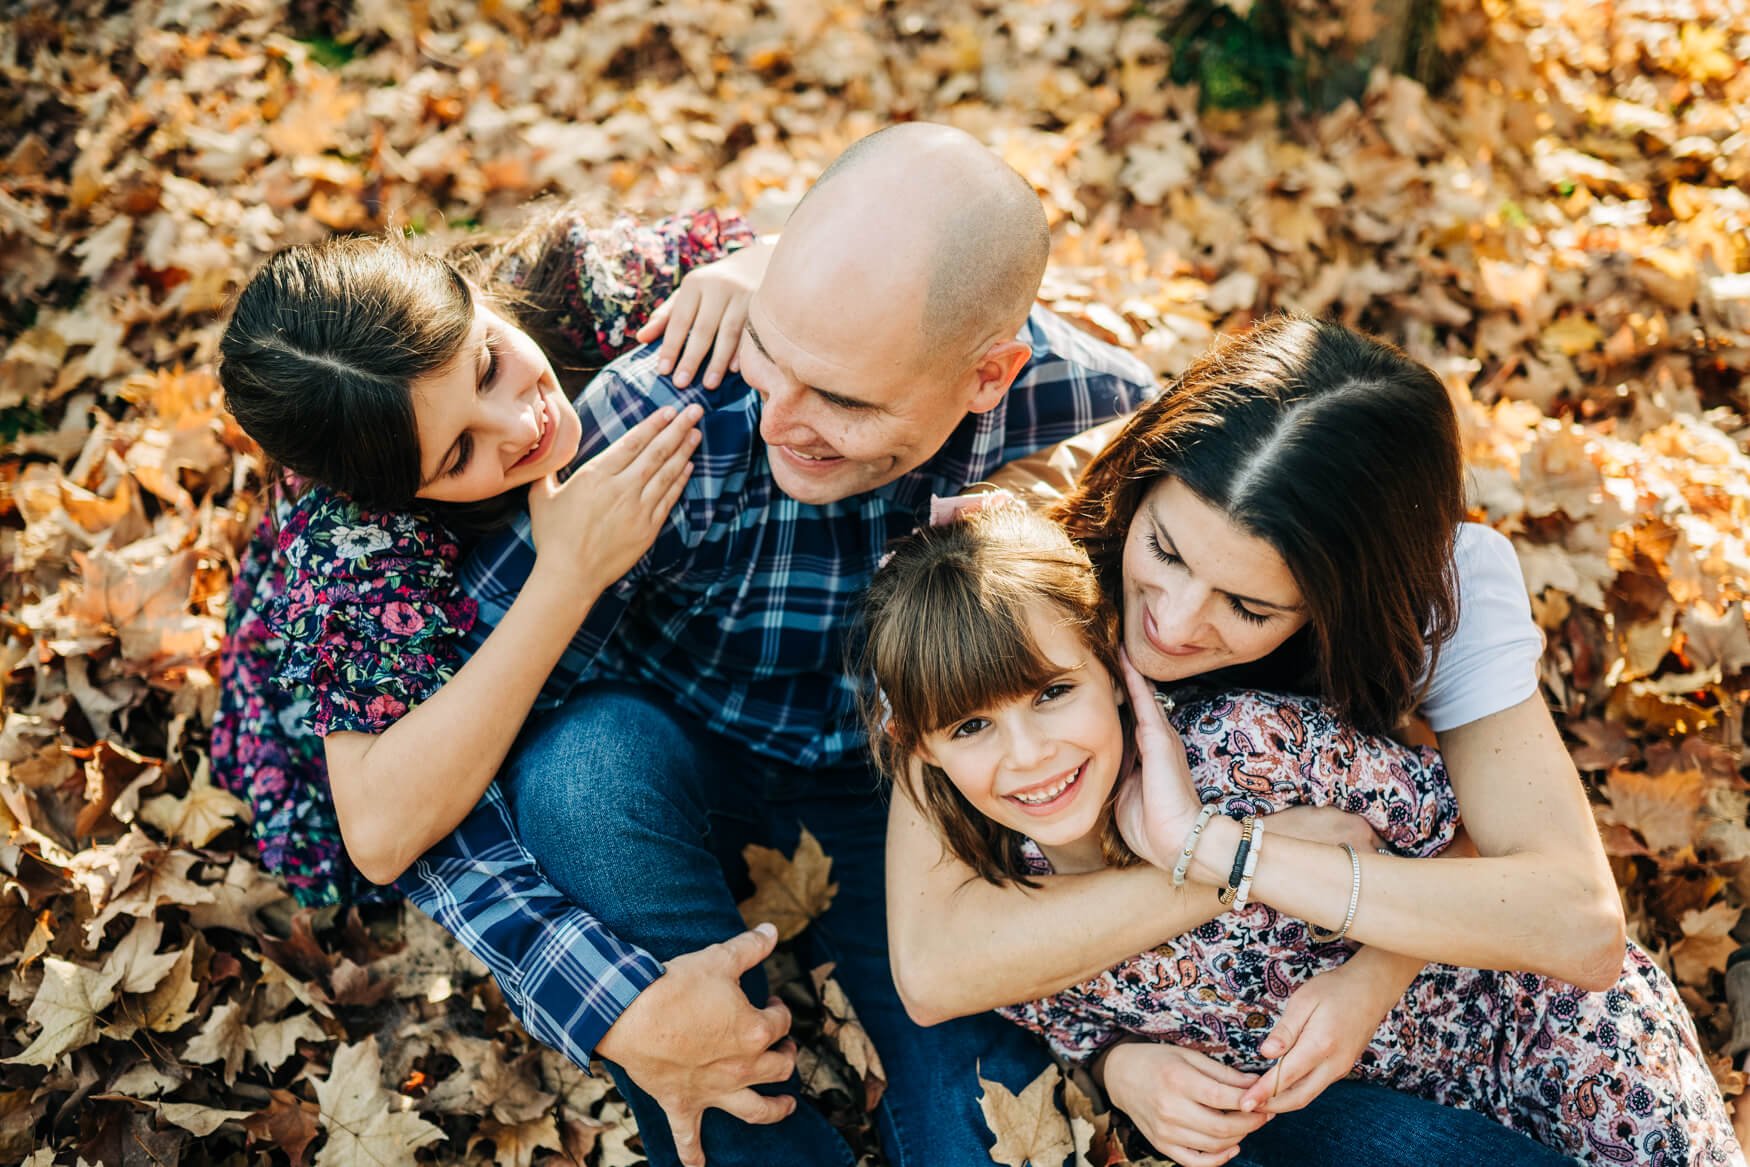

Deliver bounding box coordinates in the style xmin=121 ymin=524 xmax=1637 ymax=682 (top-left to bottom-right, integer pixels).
xmin=777 ymin=124 xmax=1050 ymax=372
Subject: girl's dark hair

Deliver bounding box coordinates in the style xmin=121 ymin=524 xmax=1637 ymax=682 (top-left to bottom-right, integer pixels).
xmin=1052 ymin=315 xmax=1464 ymax=736
xmin=218 ymin=205 xmax=603 ymax=535
xmin=857 ymin=500 xmax=1139 ymax=886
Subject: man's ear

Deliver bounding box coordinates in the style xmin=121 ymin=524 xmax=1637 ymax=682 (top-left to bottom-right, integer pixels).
xmin=965 ymin=338 xmax=1032 ymax=415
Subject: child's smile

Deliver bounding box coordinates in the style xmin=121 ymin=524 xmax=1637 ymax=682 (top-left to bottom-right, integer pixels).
xmin=919 ymin=601 xmax=1126 ymax=868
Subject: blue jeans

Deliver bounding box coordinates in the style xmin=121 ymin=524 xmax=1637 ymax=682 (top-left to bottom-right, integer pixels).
xmin=506 ymin=684 xmax=1574 ymax=1167
xmin=505 ymin=683 xmax=1050 ymax=1166
xmin=1234 ymin=1079 xmax=1578 ymax=1165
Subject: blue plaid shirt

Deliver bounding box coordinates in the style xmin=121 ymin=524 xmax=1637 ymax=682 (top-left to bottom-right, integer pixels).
xmin=411 ymin=305 xmax=1154 ymax=1063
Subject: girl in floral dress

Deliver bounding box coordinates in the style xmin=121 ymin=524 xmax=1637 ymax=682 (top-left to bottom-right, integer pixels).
xmin=210 ymin=207 xmax=763 ymax=906
xmin=860 ymin=498 xmax=1740 ymax=1164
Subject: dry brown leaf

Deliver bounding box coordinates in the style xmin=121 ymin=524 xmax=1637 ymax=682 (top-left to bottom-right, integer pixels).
xmin=251 ymin=1011 xmax=328 ymax=1071
xmin=138 ymin=763 xmax=248 ymax=847
xmin=183 ymin=1000 xmax=251 ymax=1085
xmin=468 ymin=1115 xmax=564 ymax=1167
xmin=244 ymin=1089 xmax=322 ymax=1167
xmin=1599 ymin=766 xmax=1705 ymax=857
xmin=738 ymin=826 xmax=839 ymax=941
xmin=1674 ymin=902 xmax=1743 ymax=986
xmin=979 ymin=1064 xmax=1074 ymax=1167
xmin=1 ymin=957 xmax=123 ymax=1067
xmin=810 ymin=963 xmax=887 ymax=1112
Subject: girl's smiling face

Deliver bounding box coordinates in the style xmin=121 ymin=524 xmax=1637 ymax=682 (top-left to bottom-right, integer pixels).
xmin=411 ymin=298 xmax=583 ymax=504
xmin=917 ymin=600 xmax=1126 ymax=863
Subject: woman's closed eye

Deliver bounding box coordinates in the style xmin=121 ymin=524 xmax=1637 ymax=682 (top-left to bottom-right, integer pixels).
xmin=1147 ymin=532 xmax=1273 ymax=626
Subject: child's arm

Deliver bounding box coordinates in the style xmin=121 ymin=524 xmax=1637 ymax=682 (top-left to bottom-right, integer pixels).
xmin=324 ymin=406 xmax=701 ymax=884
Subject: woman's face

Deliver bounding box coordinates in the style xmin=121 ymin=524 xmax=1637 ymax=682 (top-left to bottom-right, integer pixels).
xmin=1121 ymin=477 xmax=1310 ymax=683
xmin=917 ymin=601 xmax=1126 ymax=856
xmin=411 ymin=299 xmax=583 ymax=504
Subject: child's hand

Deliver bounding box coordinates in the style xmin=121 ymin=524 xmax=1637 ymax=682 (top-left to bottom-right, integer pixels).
xmin=528 ymin=404 xmax=702 ymax=597
xmin=1242 ymin=949 xmax=1414 ymax=1115
xmin=1114 ymin=651 xmax=1204 ymax=870
xmin=1097 ymin=1040 xmax=1265 ymax=1166
xmin=635 ymin=240 xmax=774 ymax=390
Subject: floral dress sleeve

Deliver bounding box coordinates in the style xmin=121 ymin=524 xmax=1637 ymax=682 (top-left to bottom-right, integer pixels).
xmin=267 ymin=488 xmax=478 ymax=738
xmin=543 ymin=209 xmax=755 ymax=362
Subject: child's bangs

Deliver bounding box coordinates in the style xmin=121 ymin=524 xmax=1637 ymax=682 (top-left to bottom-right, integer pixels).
xmin=883 ymin=580 xmax=1065 ymax=736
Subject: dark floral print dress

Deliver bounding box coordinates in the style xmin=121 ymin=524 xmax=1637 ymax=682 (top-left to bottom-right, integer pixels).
xmin=999 ymin=688 xmax=1740 ymax=1167
xmin=209 ymin=209 xmax=751 ymax=907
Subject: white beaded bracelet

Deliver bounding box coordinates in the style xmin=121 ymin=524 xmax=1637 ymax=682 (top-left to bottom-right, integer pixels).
xmin=1171 ymin=804 xmax=1220 ymax=887
xmin=1232 ymin=818 xmax=1265 ymax=909
xmin=1309 ymin=841 xmax=1361 ymax=943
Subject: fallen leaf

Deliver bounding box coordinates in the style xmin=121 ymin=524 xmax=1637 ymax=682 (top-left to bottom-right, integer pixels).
xmin=738 ymin=827 xmax=839 ymax=941
xmin=245 ymin=1089 xmax=322 ymax=1167
xmin=182 ymin=999 xmax=250 ymax=1085
xmin=2 ymin=957 xmax=123 ymax=1066
xmin=313 ymin=1040 xmax=445 ymax=1167
xmin=979 ymin=1065 xmax=1074 ymax=1167
xmin=1599 ymin=766 xmax=1705 ymax=857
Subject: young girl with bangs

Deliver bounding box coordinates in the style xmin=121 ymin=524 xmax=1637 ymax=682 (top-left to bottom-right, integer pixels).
xmin=211 ymin=206 xmax=765 ymax=904
xmin=861 ymin=496 xmax=1738 ymax=1166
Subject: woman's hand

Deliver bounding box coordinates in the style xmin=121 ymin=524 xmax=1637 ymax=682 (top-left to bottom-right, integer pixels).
xmin=635 ymin=240 xmax=774 ymax=389
xmin=529 ymin=404 xmax=701 ymax=599
xmin=1114 ymin=652 xmax=1205 ymax=870
xmin=1265 ymin=805 xmax=1385 ymax=853
xmin=1241 ymin=948 xmax=1417 ymax=1115
xmin=1096 ymin=1041 xmax=1268 ymax=1167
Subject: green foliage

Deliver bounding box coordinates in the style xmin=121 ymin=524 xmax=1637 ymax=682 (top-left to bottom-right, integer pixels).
xmin=299 ymin=35 xmax=357 ymax=69
xmin=1 ymin=405 xmax=48 ymax=444
xmin=1164 ymin=1 xmax=1301 ymax=110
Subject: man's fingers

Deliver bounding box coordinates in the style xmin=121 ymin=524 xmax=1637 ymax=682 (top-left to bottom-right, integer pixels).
xmin=667 ymin=1105 xmax=707 ymax=1167
xmin=747 ymin=1046 xmax=797 ymax=1086
xmin=719 ymin=922 xmax=780 ymax=974
xmin=717 ymin=1088 xmax=797 ymax=1127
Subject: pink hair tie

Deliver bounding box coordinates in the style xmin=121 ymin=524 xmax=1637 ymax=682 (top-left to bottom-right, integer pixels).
xmin=927 ymin=489 xmax=1015 ymax=527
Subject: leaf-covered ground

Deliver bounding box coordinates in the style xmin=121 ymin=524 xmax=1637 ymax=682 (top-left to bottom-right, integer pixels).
xmin=2 ymin=0 xmax=1749 ymax=1163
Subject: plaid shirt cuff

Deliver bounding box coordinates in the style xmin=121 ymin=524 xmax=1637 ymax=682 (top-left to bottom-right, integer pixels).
xmin=396 ymin=783 xmax=664 ymax=1068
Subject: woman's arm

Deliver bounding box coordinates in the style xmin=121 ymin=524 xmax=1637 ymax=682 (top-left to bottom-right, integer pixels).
xmin=327 ymin=408 xmax=699 ymax=884
xmin=887 ymin=790 xmax=1386 ymax=1023
xmin=1128 ymin=668 xmax=1626 ymax=989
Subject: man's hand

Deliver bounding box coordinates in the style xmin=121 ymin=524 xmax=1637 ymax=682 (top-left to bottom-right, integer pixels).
xmin=1096 ymin=1040 xmax=1268 ymax=1167
xmin=596 ymin=924 xmax=798 ymax=1166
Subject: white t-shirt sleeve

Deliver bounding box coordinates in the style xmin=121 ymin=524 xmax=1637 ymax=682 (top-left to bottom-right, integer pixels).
xmin=1419 ymin=523 xmax=1546 ymax=733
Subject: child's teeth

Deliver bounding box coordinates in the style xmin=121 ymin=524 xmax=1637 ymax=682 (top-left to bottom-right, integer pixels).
xmin=1014 ymin=768 xmax=1078 ymax=805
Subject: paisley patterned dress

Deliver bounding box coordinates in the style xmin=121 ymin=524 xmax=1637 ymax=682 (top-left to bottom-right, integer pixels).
xmin=209 ymin=209 xmax=751 ymax=907
xmin=999 ymin=688 xmax=1740 ymax=1166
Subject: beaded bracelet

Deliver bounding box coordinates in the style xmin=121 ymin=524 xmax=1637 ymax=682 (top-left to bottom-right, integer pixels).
xmin=1232 ymin=818 xmax=1265 ymax=910
xmin=1310 ymin=841 xmax=1362 ymax=943
xmin=1171 ymin=804 xmax=1220 ymax=888
xmin=1217 ymin=816 xmax=1257 ymax=906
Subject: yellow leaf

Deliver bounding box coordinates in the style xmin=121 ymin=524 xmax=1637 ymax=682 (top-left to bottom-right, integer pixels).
xmin=1539 ymin=314 xmax=1602 ymax=356
xmin=978 ymin=1065 xmax=1074 ymax=1167
xmin=139 ymin=762 xmax=249 ymax=847
xmin=737 ymin=827 xmax=838 ymax=942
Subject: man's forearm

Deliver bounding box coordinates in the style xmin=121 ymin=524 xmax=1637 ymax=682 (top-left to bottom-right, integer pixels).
xmin=397 ymin=782 xmax=662 ymax=1066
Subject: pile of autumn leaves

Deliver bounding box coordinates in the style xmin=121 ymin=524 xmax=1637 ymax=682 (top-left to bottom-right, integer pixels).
xmin=2 ymin=0 xmax=1749 ymax=1162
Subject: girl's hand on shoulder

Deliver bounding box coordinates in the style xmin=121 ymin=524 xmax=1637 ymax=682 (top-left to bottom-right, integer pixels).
xmin=1114 ymin=652 xmax=1204 ymax=870
xmin=1096 ymin=1040 xmax=1266 ymax=1167
xmin=529 ymin=404 xmax=701 ymax=596
xmin=635 ymin=240 xmax=774 ymax=390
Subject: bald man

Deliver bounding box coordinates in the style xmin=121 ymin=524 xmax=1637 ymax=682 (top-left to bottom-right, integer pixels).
xmin=397 ymin=124 xmax=1151 ymax=1167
